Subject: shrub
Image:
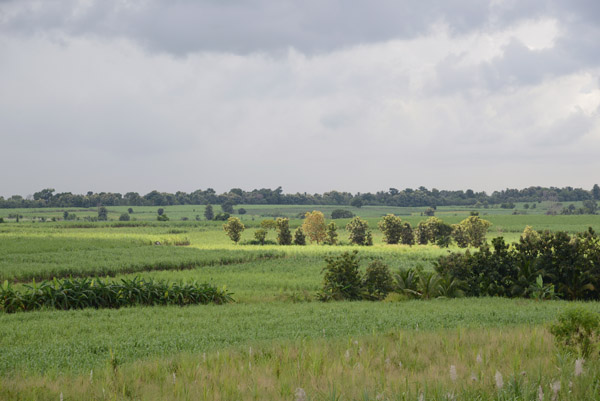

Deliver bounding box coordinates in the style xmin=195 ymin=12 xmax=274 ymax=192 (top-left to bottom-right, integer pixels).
xmin=331 ymin=209 xmax=354 ymax=219
xmin=416 ymin=217 xmax=453 ymax=246
xmin=452 ymin=216 xmax=491 ymax=248
xmin=238 ymin=208 xmax=247 ymax=215
xmin=119 ymin=213 xmax=130 ymax=221
xmin=214 ymin=212 xmax=230 ymax=221
xmin=293 ymin=227 xmax=306 ymax=245
xmin=362 ymin=260 xmax=394 ymax=300
xmin=97 ymin=206 xmax=108 ymax=221
xmin=157 ymin=208 xmax=164 ymax=216
xmin=223 ymin=217 xmax=245 ymax=244
xmin=157 ymin=214 xmax=169 ymax=221
xmin=276 ymin=218 xmax=292 ymax=245
xmin=221 ymin=202 xmax=235 ymax=214
xmin=128 ymin=208 xmax=134 ymax=214
xmin=318 ymin=251 xmax=363 ymax=301
xmin=378 ymin=214 xmax=403 ymax=244
xmin=400 ymin=222 xmax=414 ymax=245
xmin=346 ymin=217 xmax=372 ymax=246
xmin=550 ymin=307 xmax=600 ymax=357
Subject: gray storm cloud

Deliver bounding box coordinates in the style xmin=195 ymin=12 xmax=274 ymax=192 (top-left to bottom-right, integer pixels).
xmin=0 ymin=0 xmax=599 ymax=196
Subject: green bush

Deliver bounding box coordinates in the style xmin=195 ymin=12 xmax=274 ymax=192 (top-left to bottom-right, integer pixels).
xmin=331 ymin=209 xmax=354 ymax=219
xmin=293 ymin=227 xmax=306 ymax=245
xmin=346 ymin=217 xmax=372 ymax=246
xmin=276 ymin=218 xmax=292 ymax=245
xmin=318 ymin=251 xmax=363 ymax=301
xmin=254 ymin=228 xmax=268 ymax=245
xmin=550 ymin=307 xmax=600 ymax=357
xmin=362 ymin=260 xmax=394 ymax=300
xmin=119 ymin=213 xmax=131 ymax=221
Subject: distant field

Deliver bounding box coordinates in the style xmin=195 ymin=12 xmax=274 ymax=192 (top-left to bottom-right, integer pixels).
xmin=1 ymin=204 xmax=600 ymax=399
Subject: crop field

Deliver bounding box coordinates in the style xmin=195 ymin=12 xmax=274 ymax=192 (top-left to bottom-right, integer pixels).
xmin=1 ymin=204 xmax=600 ymax=400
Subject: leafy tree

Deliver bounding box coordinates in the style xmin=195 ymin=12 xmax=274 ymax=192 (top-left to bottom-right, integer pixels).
xmin=238 ymin=208 xmax=247 ymax=215
xmin=302 ymin=211 xmax=327 ymax=244
xmin=221 ymin=202 xmax=235 ymax=214
xmin=260 ymin=219 xmax=277 ymax=230
xmin=346 ymin=217 xmax=372 ymax=246
xmin=293 ymin=227 xmax=306 ymax=245
xmin=378 ymin=214 xmax=403 ymax=244
xmin=400 ymin=222 xmax=415 ymax=245
xmin=127 ymin=208 xmax=134 ymax=214
xmin=331 ymin=209 xmax=354 ymax=219
xmin=424 ymin=207 xmax=435 ymax=216
xmin=157 ymin=208 xmax=164 ymax=216
xmin=97 ymin=206 xmax=108 ymax=221
xmin=157 ymin=214 xmax=169 ymax=221
xmin=204 ymin=204 xmax=214 ymax=221
xmin=254 ymin=228 xmax=267 ymax=245
xmin=223 ymin=217 xmax=245 ymax=244
xmin=276 ymin=218 xmax=292 ymax=245
xmin=452 ymin=216 xmax=491 ymax=248
xmin=324 ymin=222 xmax=338 ymax=245
xmin=583 ymin=200 xmax=598 ymax=214
xmin=416 ymin=217 xmax=453 ymax=247
xmin=119 ymin=213 xmax=130 ymax=221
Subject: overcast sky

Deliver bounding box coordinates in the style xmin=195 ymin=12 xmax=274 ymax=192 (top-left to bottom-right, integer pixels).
xmin=1 ymin=0 xmax=599 ymax=197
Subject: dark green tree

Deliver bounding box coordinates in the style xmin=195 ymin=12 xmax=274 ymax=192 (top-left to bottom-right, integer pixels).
xmin=346 ymin=217 xmax=372 ymax=246
xmin=293 ymin=227 xmax=306 ymax=245
xmin=98 ymin=206 xmax=108 ymax=221
xmin=324 ymin=222 xmax=338 ymax=245
xmin=276 ymin=218 xmax=292 ymax=245
xmin=378 ymin=214 xmax=403 ymax=244
xmin=204 ymin=204 xmax=214 ymax=221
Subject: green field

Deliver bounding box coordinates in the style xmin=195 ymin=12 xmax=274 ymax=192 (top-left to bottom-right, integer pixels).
xmin=1 ymin=204 xmax=600 ymax=400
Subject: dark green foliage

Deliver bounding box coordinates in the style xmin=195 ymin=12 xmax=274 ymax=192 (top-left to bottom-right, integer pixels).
xmin=346 ymin=217 xmax=372 ymax=246
xmin=0 ymin=218 xmax=3 ymax=223
xmin=324 ymin=222 xmax=338 ymax=245
xmin=550 ymin=307 xmax=600 ymax=357
xmin=204 ymin=204 xmax=214 ymax=220
xmin=276 ymin=218 xmax=292 ymax=245
xmin=157 ymin=208 xmax=164 ymax=216
xmin=213 ymin=212 xmax=230 ymax=221
xmin=318 ymin=251 xmax=363 ymax=301
xmin=436 ymin=228 xmax=600 ymax=300
xmin=223 ymin=217 xmax=245 ymax=244
xmin=293 ymin=227 xmax=306 ymax=245
xmin=128 ymin=208 xmax=134 ymax=214
xmin=119 ymin=213 xmax=130 ymax=221
xmin=350 ymin=198 xmax=363 ymax=208
xmin=362 ymin=260 xmax=394 ymax=300
xmin=0 ymin=277 xmax=233 ymax=313
xmin=424 ymin=207 xmax=435 ymax=216
xmin=97 ymin=206 xmax=108 ymax=221
xmin=331 ymin=209 xmax=354 ymax=219
xmin=415 ymin=217 xmax=453 ymax=246
xmin=156 ymin=214 xmax=169 ymax=221
xmin=378 ymin=214 xmax=403 ymax=244
xmin=238 ymin=208 xmax=247 ymax=215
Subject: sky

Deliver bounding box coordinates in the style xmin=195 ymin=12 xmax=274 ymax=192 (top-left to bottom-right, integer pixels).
xmin=1 ymin=0 xmax=599 ymax=197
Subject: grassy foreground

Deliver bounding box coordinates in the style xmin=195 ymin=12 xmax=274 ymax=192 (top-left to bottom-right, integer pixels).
xmin=2 ymin=325 xmax=597 ymax=400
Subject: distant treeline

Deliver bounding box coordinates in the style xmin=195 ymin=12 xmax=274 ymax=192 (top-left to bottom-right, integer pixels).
xmin=1 ymin=185 xmax=599 ymax=209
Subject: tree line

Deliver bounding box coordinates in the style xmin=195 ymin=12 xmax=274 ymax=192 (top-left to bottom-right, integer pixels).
xmin=1 ymin=184 xmax=599 ymax=209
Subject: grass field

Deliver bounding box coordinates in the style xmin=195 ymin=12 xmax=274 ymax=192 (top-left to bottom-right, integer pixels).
xmin=1 ymin=204 xmax=600 ymax=399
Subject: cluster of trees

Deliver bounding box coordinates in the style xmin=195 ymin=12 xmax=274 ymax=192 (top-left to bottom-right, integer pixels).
xmin=223 ymin=212 xmax=491 ymax=248
xmin=435 ymin=227 xmax=600 ymax=300
xmin=3 ymin=184 xmax=599 ymax=209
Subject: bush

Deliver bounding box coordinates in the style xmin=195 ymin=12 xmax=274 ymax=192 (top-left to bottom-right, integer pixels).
xmin=204 ymin=204 xmax=214 ymax=221
xmin=157 ymin=214 xmax=169 ymax=221
xmin=128 ymin=208 xmax=134 ymax=214
xmin=221 ymin=202 xmax=235 ymax=214
xmin=324 ymin=222 xmax=338 ymax=245
xmin=400 ymin=222 xmax=414 ymax=245
xmin=254 ymin=228 xmax=268 ymax=245
xmin=119 ymin=213 xmax=131 ymax=221
xmin=214 ymin=212 xmax=230 ymax=221
xmin=346 ymin=217 xmax=372 ymax=246
xmin=97 ymin=206 xmax=108 ymax=221
xmin=238 ymin=208 xmax=247 ymax=215
xmin=362 ymin=260 xmax=394 ymax=300
xmin=293 ymin=227 xmax=306 ymax=245
xmin=318 ymin=251 xmax=363 ymax=301
xmin=452 ymin=216 xmax=491 ymax=248
xmin=331 ymin=209 xmax=354 ymax=219
xmin=157 ymin=208 xmax=164 ymax=216
xmin=550 ymin=307 xmax=600 ymax=357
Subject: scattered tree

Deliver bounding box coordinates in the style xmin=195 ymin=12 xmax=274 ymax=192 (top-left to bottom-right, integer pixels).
xmin=400 ymin=222 xmax=415 ymax=245
xmin=350 ymin=198 xmax=363 ymax=208
xmin=318 ymin=251 xmax=363 ymax=301
xmin=331 ymin=209 xmax=354 ymax=219
xmin=119 ymin=213 xmax=131 ymax=221
xmin=452 ymin=216 xmax=491 ymax=248
xmin=157 ymin=214 xmax=169 ymax=221
xmin=324 ymin=222 xmax=338 ymax=245
xmin=221 ymin=202 xmax=235 ymax=214
xmin=223 ymin=217 xmax=245 ymax=244
xmin=293 ymin=227 xmax=307 ymax=245
xmin=378 ymin=214 xmax=403 ymax=244
xmin=276 ymin=217 xmax=292 ymax=245
xmin=213 ymin=212 xmax=230 ymax=221
xmin=204 ymin=204 xmax=214 ymax=221
xmin=363 ymin=260 xmax=394 ymax=300
xmin=254 ymin=228 xmax=267 ymax=245
xmin=128 ymin=208 xmax=134 ymax=214
xmin=157 ymin=208 xmax=164 ymax=216
xmin=98 ymin=206 xmax=108 ymax=221
xmin=346 ymin=217 xmax=372 ymax=246
xmin=302 ymin=211 xmax=327 ymax=244
xmin=238 ymin=208 xmax=247 ymax=215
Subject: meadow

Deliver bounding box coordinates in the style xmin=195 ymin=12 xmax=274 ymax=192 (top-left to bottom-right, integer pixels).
xmin=1 ymin=204 xmax=600 ymax=400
